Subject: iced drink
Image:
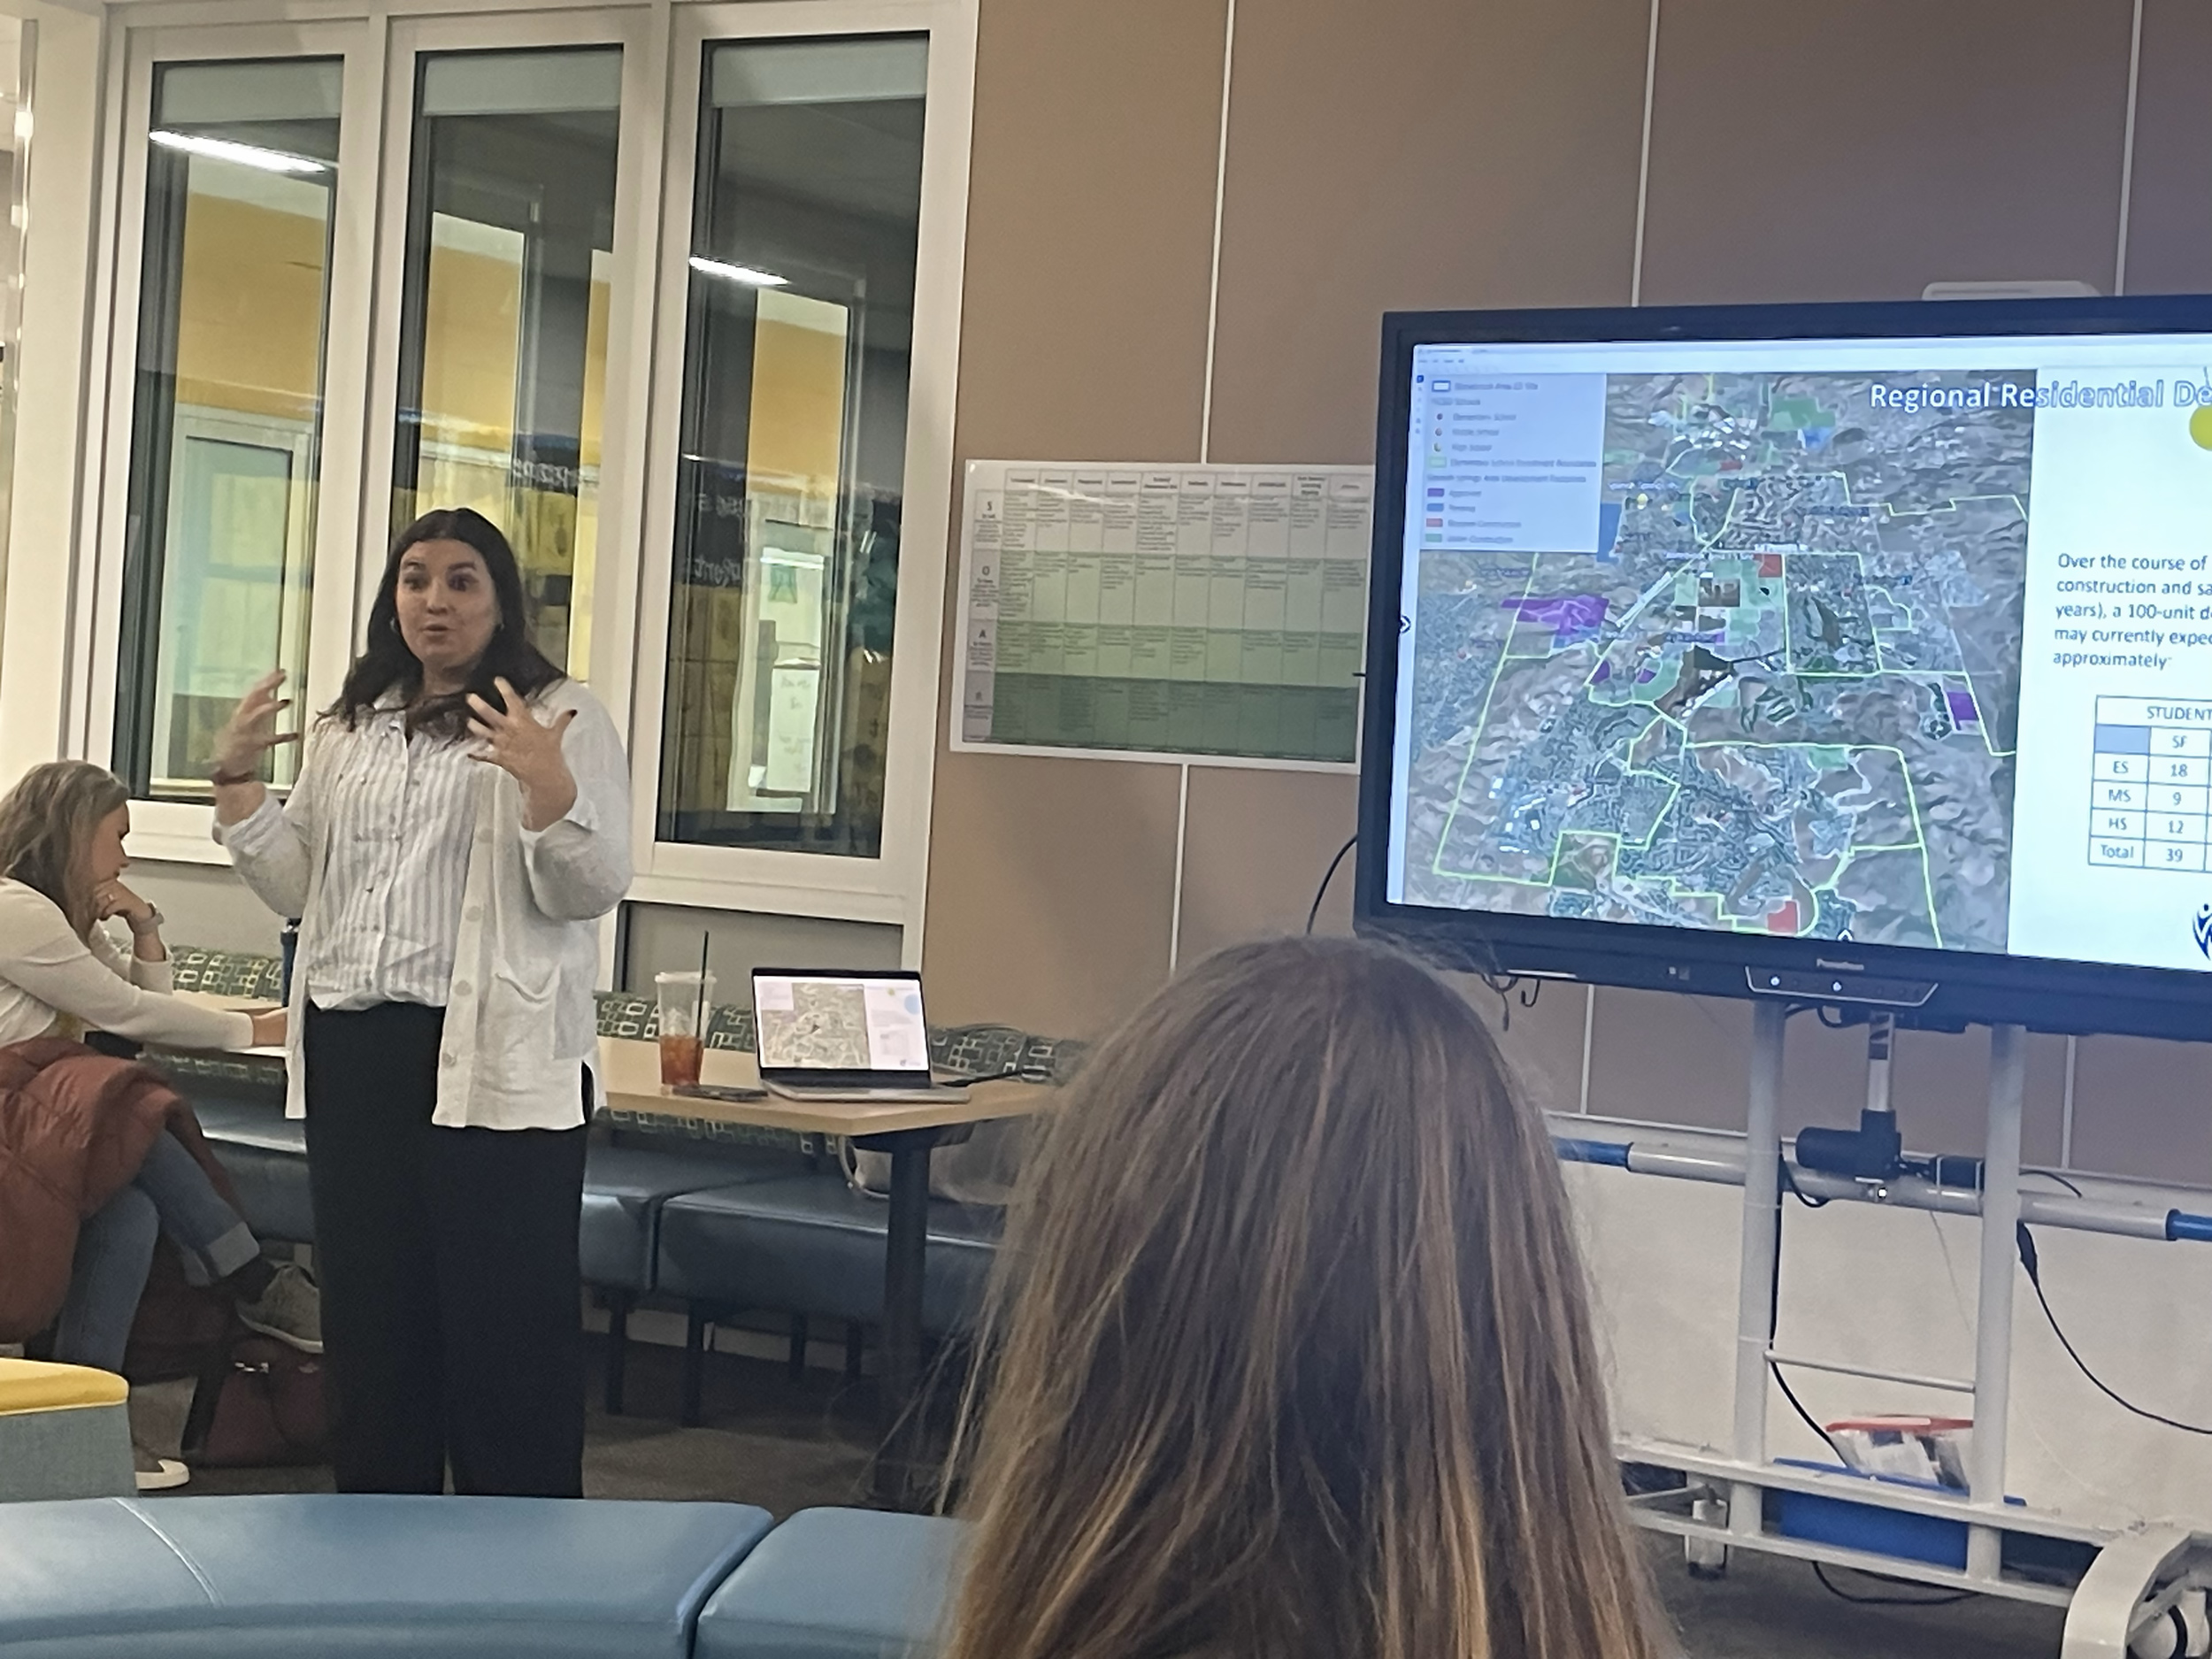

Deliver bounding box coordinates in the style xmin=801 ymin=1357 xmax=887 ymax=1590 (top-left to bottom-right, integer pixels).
xmin=654 ymin=969 xmax=715 ymax=1088
xmin=659 ymin=1033 xmax=703 ymax=1087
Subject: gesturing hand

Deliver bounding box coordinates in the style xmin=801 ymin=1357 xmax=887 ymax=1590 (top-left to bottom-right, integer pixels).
xmin=211 ymin=669 xmax=300 ymax=782
xmin=467 ymin=677 xmax=579 ymax=832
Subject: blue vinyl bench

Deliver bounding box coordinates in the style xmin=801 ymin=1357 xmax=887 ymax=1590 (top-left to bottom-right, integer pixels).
xmin=696 ymin=1506 xmax=964 ymax=1658
xmin=0 ymin=1497 xmax=962 ymax=1659
xmin=0 ymin=1494 xmax=772 ymax=1658
xmin=657 ymin=1179 xmax=1003 ymax=1426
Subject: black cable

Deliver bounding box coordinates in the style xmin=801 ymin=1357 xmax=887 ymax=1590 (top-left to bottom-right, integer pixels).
xmin=2017 ymin=1223 xmax=2212 ymax=1435
xmin=1305 ymin=834 xmax=1357 ymax=934
xmin=1778 ymin=1157 xmax=1830 ymax=1209
xmin=2031 ymin=1170 xmax=2085 ymax=1197
xmin=1766 ymin=1358 xmax=1847 ymax=1463
xmin=1810 ymin=1563 xmax=1976 ymax=1608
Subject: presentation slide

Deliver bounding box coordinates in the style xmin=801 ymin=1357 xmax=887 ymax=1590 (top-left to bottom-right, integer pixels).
xmin=755 ymin=976 xmax=930 ymax=1071
xmin=1384 ymin=332 xmax=2212 ymax=975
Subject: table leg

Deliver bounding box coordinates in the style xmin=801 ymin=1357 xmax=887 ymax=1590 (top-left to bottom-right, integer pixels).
xmin=861 ymin=1131 xmax=938 ymax=1506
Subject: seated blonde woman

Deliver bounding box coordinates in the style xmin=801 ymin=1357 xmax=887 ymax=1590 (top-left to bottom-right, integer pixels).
xmin=0 ymin=761 xmax=312 ymax=1488
xmin=944 ymin=935 xmax=1668 ymax=1659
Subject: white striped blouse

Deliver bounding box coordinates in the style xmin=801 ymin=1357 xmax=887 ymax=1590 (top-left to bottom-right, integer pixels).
xmin=229 ymin=704 xmax=479 ymax=1012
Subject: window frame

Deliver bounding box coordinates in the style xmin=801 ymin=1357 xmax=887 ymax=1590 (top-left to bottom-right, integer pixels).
xmin=59 ymin=0 xmax=975 ymax=958
xmin=84 ymin=19 xmax=382 ymax=866
xmin=358 ymin=6 xmax=664 ymax=717
xmin=626 ymin=0 xmax=973 ymax=950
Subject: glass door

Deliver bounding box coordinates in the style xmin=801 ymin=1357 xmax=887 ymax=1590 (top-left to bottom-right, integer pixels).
xmin=112 ymin=58 xmax=342 ymax=797
xmin=657 ymin=35 xmax=928 ymax=856
xmin=388 ymin=45 xmax=622 ymax=680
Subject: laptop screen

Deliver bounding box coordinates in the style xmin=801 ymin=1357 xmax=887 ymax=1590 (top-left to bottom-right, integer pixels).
xmin=752 ymin=972 xmax=931 ymax=1075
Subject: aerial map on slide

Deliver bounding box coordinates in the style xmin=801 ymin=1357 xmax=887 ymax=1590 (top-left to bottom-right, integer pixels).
xmin=756 ymin=980 xmax=874 ymax=1070
xmin=1400 ymin=370 xmax=2029 ymax=952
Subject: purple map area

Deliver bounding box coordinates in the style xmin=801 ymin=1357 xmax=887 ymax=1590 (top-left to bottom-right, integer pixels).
xmin=1502 ymin=593 xmax=1609 ymax=649
xmin=1946 ymin=688 xmax=1979 ymax=727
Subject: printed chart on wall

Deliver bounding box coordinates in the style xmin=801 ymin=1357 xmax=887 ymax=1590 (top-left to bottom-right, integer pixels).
xmin=954 ymin=463 xmax=1372 ymax=768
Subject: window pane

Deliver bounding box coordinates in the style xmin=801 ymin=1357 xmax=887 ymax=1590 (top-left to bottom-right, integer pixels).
xmin=657 ymin=35 xmax=927 ymax=857
xmin=116 ymin=58 xmax=340 ymax=798
xmin=391 ymin=47 xmax=621 ymax=680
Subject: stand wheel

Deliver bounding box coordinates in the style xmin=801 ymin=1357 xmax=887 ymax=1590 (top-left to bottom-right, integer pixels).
xmin=2130 ymin=1592 xmax=2211 ymax=1659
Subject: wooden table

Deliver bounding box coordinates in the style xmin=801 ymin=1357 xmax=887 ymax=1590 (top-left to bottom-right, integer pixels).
xmin=595 ymin=1036 xmax=1054 ymax=1502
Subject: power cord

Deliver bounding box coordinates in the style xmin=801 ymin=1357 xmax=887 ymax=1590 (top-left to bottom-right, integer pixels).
xmin=1811 ymin=1563 xmax=1975 ymax=1608
xmin=1767 ymin=1358 xmax=1845 ymax=1461
xmin=1778 ymin=1157 xmax=1831 ymax=1209
xmin=1305 ymin=834 xmax=1357 ymax=933
xmin=2016 ymin=1223 xmax=2212 ymax=1435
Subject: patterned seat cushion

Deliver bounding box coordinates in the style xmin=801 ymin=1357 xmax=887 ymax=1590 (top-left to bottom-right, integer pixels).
xmin=165 ymin=947 xmax=286 ymax=1002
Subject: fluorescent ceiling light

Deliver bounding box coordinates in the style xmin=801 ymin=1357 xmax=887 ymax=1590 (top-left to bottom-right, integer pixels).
xmin=688 ymin=255 xmax=788 ymax=288
xmin=150 ymin=130 xmax=329 ymax=175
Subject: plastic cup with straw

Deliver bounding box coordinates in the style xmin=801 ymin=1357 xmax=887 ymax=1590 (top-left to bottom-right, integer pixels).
xmin=654 ymin=936 xmax=714 ymax=1087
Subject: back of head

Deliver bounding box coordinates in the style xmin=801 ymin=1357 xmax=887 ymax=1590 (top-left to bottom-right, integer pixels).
xmin=0 ymin=761 xmax=128 ymax=941
xmin=945 ymin=935 xmax=1663 ymax=1659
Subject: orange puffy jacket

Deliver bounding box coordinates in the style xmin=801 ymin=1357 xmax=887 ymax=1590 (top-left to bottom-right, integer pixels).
xmin=0 ymin=1037 xmax=233 ymax=1341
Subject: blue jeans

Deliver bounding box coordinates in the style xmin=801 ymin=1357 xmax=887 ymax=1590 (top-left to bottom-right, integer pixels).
xmin=52 ymin=1132 xmax=258 ymax=1373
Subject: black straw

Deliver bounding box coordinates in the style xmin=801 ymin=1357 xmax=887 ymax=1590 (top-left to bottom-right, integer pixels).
xmin=695 ymin=933 xmax=710 ymax=1035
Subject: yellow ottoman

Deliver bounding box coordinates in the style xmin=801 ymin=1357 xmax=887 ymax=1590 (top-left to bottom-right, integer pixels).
xmin=0 ymin=1359 xmax=133 ymax=1502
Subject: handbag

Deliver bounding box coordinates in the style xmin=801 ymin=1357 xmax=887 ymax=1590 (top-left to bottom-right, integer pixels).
xmin=184 ymin=1331 xmax=329 ymax=1468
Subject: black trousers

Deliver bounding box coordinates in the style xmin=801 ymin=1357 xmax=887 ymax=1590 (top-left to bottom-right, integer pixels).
xmin=303 ymin=1001 xmax=588 ymax=1496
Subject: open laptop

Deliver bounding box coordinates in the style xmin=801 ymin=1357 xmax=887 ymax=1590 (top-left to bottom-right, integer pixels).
xmin=751 ymin=968 xmax=972 ymax=1104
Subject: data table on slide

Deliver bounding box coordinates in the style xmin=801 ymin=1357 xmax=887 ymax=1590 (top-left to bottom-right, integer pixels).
xmin=2089 ymin=696 xmax=2212 ymax=872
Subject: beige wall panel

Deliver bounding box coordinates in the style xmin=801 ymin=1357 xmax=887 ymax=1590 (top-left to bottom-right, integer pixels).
xmin=1587 ymin=988 xmax=1753 ymax=1128
xmin=1589 ymin=988 xmax=2065 ymax=1164
xmin=2121 ymin=0 xmax=2212 ymax=293
xmin=1452 ymin=971 xmax=1587 ymax=1119
xmin=1204 ymin=0 xmax=1649 ymax=465
xmin=1640 ymin=1 xmax=2132 ymax=304
xmin=1175 ymin=765 xmax=1356 ymax=962
xmin=924 ymin=752 xmax=1181 ymax=1036
xmin=949 ymin=0 xmax=1225 ymax=464
xmin=2070 ymin=1033 xmax=2212 ymax=1184
xmin=925 ymin=0 xmax=1231 ymax=1033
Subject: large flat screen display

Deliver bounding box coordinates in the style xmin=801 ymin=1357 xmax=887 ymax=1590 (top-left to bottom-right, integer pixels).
xmin=1356 ymin=297 xmax=2212 ymax=1040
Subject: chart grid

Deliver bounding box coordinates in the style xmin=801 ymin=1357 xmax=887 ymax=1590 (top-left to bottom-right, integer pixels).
xmin=2089 ymin=695 xmax=2212 ymax=872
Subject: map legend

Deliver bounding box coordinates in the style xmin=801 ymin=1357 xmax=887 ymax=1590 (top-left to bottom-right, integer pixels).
xmin=2088 ymin=695 xmax=2212 ymax=872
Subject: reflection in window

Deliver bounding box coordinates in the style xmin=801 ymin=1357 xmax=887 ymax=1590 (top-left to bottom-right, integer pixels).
xmin=116 ymin=60 xmax=340 ymax=798
xmin=658 ymin=35 xmax=927 ymax=856
xmin=392 ymin=48 xmax=620 ymax=677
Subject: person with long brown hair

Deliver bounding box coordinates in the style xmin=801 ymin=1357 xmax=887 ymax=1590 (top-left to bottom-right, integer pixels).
xmin=0 ymin=760 xmax=312 ymax=1488
xmin=943 ymin=934 xmax=1670 ymax=1659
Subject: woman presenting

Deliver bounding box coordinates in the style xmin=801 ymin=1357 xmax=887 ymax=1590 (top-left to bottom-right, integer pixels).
xmin=211 ymin=507 xmax=630 ymax=1497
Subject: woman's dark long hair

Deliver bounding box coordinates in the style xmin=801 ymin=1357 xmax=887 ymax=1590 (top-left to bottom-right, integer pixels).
xmin=329 ymin=508 xmax=565 ymax=738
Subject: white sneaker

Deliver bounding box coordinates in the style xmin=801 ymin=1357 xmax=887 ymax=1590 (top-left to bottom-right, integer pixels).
xmin=235 ymin=1263 xmax=322 ymax=1354
xmin=133 ymin=1440 xmax=189 ymax=1492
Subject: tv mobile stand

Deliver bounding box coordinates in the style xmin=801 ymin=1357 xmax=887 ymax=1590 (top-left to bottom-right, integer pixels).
xmin=1559 ymin=998 xmax=2212 ymax=1658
